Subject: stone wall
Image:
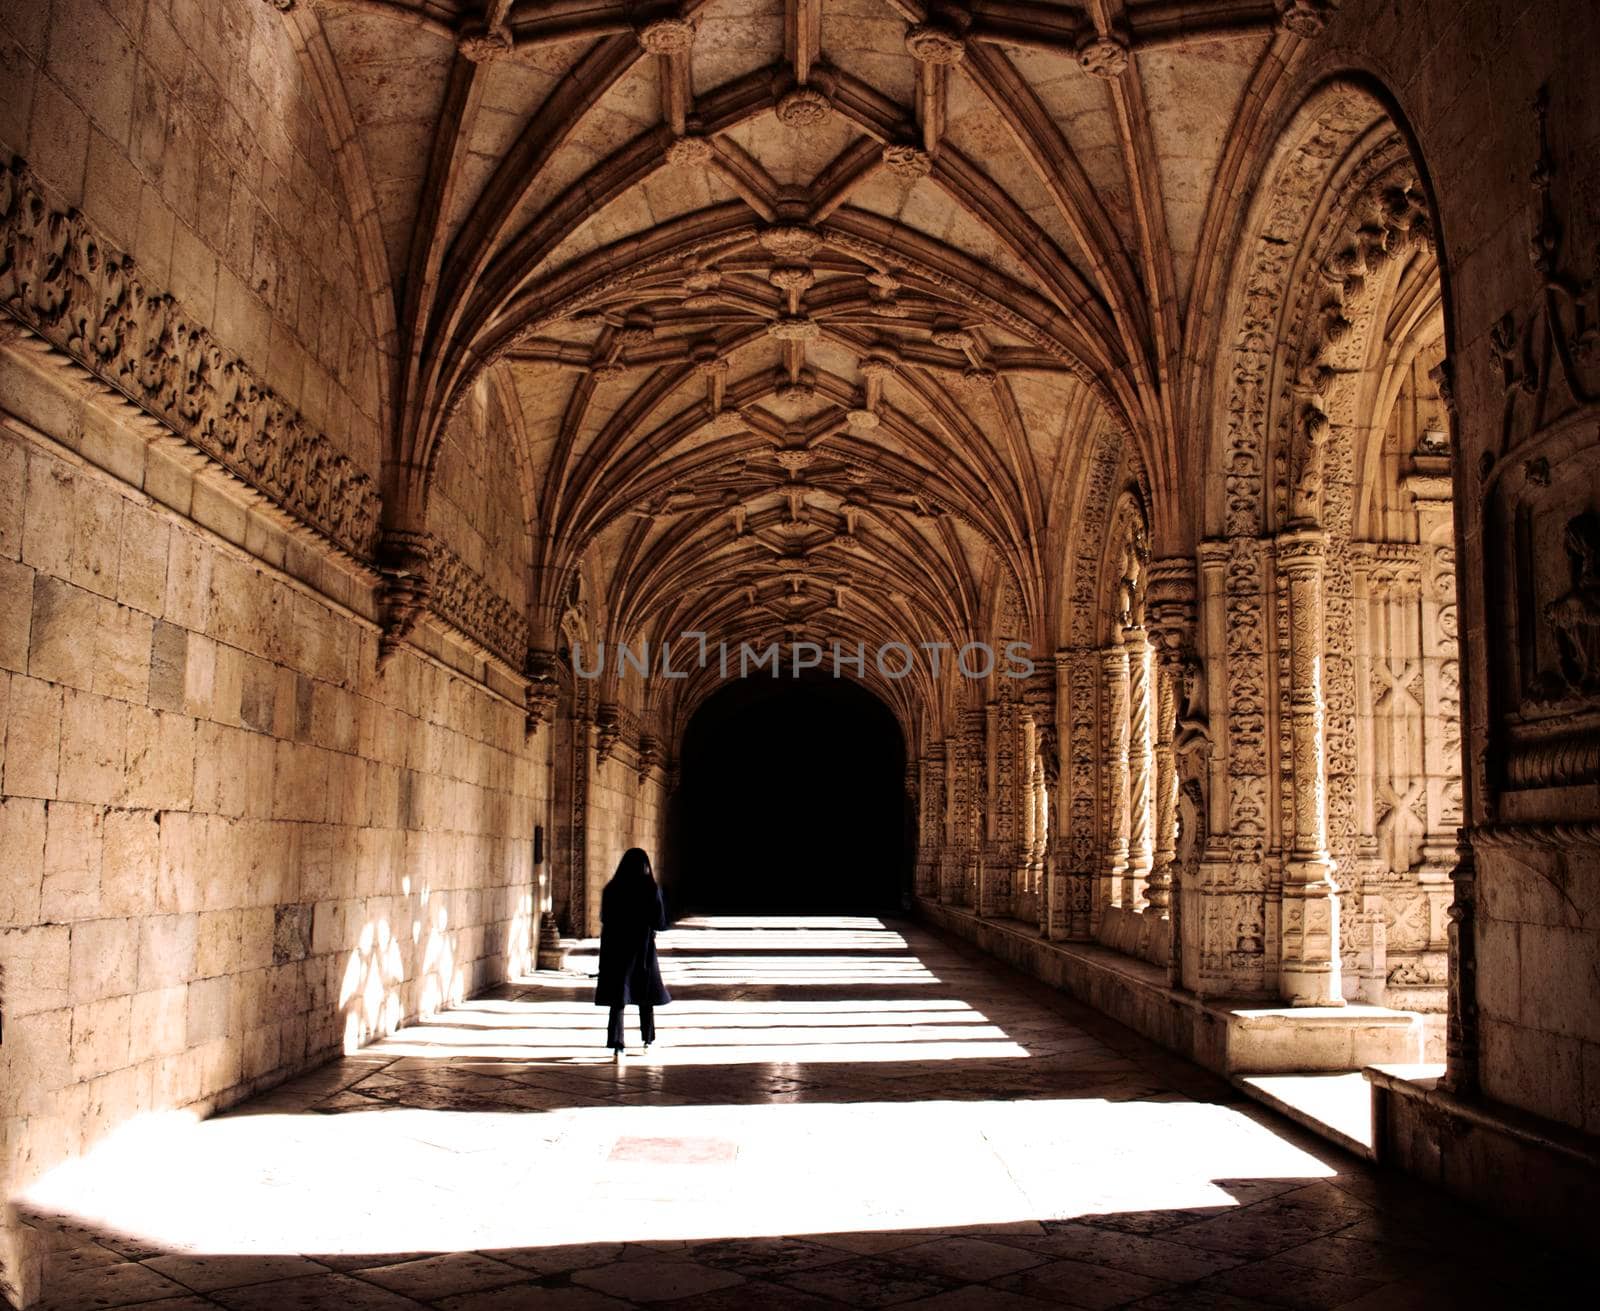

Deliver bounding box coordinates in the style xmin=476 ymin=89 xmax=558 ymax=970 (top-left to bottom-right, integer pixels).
xmin=0 ymin=344 xmax=543 ymax=1298
xmin=427 ymin=390 xmax=531 ymax=619
xmin=0 ymin=0 xmax=384 ymax=477
xmin=1320 ymin=0 xmax=1600 ymax=1136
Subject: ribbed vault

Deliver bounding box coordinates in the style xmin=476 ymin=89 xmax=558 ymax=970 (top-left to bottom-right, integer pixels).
xmin=278 ymin=0 xmax=1336 ymax=729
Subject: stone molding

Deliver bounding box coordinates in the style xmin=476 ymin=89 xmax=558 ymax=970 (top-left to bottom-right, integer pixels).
xmin=0 ymin=157 xmax=382 ymax=561
xmin=430 ymin=545 xmax=533 ymax=674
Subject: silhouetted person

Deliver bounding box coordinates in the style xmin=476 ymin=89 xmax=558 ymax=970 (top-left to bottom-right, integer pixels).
xmin=594 ymin=847 xmax=670 ymax=1061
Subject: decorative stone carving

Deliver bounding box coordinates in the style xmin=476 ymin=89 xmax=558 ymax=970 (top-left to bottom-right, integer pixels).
xmin=1275 ymin=0 xmax=1338 ymax=37
xmin=904 ymin=23 xmax=966 ymax=65
xmin=845 ymin=408 xmax=879 ymax=430
xmin=665 ymin=136 xmax=713 ymax=167
xmin=759 ymin=225 xmax=821 ymax=259
xmin=1277 ymin=527 xmax=1344 ymax=1004
xmin=636 ymin=17 xmax=696 ymax=54
xmin=525 ymin=649 xmax=561 ymax=737
xmin=0 ymin=157 xmax=381 ymax=559
xmin=430 ymin=545 xmax=531 ymax=672
xmin=458 ymin=27 xmax=513 ymax=62
xmin=954 ymin=366 xmax=996 ymax=392
xmin=1439 ymin=830 xmax=1478 ymax=1093
xmin=1544 ymin=512 xmax=1600 ymax=694
xmin=777 ymin=88 xmax=831 ymax=127
xmin=882 ymin=145 xmax=933 ymax=179
xmin=768 ymin=316 xmax=821 ymax=342
xmin=594 ymin=704 xmax=621 ymax=765
xmin=637 ymin=734 xmax=662 ymax=780
xmin=775 ymin=381 xmax=814 ymax=404
xmin=768 ymin=266 xmax=815 ymax=293
xmin=931 ymin=324 xmax=975 ymax=351
xmin=1076 ymin=35 xmax=1129 ymax=79
xmin=376 ymin=529 xmax=437 ymax=668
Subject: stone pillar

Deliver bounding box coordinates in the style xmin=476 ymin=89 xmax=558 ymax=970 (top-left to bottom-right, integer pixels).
xmin=958 ymin=707 xmax=985 ymax=909
xmin=918 ymin=744 xmax=946 ymax=898
xmin=568 ymin=701 xmax=595 ymax=936
xmin=1124 ymin=625 xmax=1155 ymax=911
xmin=1100 ymin=642 xmax=1131 ymax=914
xmin=1148 ymin=555 xmax=1199 ymax=981
xmin=1277 ymin=527 xmax=1343 ymax=1005
xmin=1148 ymin=658 xmax=1178 ymax=918
xmin=1019 ymin=713 xmax=1039 ymax=920
xmin=940 ymin=734 xmax=959 ymax=903
xmin=978 ymin=701 xmax=1006 ymax=917
xmin=1440 ymin=829 xmax=1478 ymax=1093
xmin=1032 ymin=745 xmax=1050 ymax=934
xmin=1061 ymin=648 xmax=1098 ymax=939
xmin=1047 ymin=653 xmax=1074 ymax=940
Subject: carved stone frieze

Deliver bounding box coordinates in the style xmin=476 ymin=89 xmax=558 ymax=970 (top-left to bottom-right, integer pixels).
xmin=0 ymin=157 xmax=381 ymax=559
xmin=430 ymin=545 xmax=532 ymax=673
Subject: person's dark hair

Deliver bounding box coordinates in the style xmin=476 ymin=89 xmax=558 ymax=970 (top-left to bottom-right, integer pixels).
xmin=609 ymin=847 xmax=654 ymax=885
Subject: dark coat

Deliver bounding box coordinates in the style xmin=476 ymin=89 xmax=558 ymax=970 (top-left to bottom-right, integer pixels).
xmin=594 ymin=876 xmax=671 ymax=1007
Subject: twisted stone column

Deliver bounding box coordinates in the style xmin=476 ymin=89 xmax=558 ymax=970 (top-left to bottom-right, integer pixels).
xmin=1148 ymin=656 xmax=1178 ymax=918
xmin=1278 ymin=527 xmax=1344 ymax=1005
xmin=1124 ymin=625 xmax=1155 ymax=911
xmin=1101 ymin=643 xmax=1131 ymax=912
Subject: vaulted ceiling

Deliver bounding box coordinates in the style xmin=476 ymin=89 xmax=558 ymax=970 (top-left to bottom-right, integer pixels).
xmin=283 ymin=0 xmax=1329 ymax=692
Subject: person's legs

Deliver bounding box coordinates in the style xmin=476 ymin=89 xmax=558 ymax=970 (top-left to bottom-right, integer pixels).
xmin=639 ymin=1004 xmax=655 ymax=1046
xmin=606 ymin=1005 xmax=625 ymax=1050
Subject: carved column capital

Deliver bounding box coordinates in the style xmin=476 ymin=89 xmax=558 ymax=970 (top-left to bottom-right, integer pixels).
xmin=593 ymin=703 xmax=621 ymax=764
xmin=1276 ymin=525 xmax=1328 ymax=570
xmin=637 ymin=733 xmax=662 ymax=780
xmin=1147 ymin=555 xmax=1199 ymax=663
xmin=376 ymin=528 xmax=436 ymax=669
xmin=524 ymin=647 xmax=562 ymax=738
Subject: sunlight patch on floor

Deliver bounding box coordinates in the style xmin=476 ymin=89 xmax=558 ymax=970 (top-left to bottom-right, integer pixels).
xmin=17 ymin=1097 xmax=1335 ymax=1258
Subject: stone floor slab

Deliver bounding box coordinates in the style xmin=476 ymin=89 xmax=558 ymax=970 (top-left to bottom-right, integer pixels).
xmin=15 ymin=916 xmax=1590 ymax=1311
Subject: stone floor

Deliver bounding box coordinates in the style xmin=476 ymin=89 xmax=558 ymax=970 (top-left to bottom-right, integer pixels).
xmin=16 ymin=916 xmax=1586 ymax=1309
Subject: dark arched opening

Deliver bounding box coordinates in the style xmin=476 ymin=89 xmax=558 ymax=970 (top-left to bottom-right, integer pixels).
xmin=669 ymin=675 xmax=908 ymax=913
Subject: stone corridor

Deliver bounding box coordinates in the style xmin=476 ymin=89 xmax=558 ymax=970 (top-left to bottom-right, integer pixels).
xmin=15 ymin=918 xmax=1582 ymax=1310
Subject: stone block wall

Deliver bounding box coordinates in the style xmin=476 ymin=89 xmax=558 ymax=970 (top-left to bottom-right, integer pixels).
xmin=1472 ymin=844 xmax=1600 ymax=1134
xmin=0 ymin=0 xmax=384 ymax=476
xmin=0 ymin=383 xmax=542 ymax=1293
xmin=427 ymin=389 xmax=532 ymax=620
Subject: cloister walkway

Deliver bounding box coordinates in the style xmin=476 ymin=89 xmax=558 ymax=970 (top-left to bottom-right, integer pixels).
xmin=18 ymin=918 xmax=1580 ymax=1309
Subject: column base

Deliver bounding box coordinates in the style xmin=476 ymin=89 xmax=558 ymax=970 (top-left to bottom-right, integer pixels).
xmin=916 ymin=897 xmax=1423 ymax=1075
xmin=535 ymin=912 xmax=570 ymax=971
